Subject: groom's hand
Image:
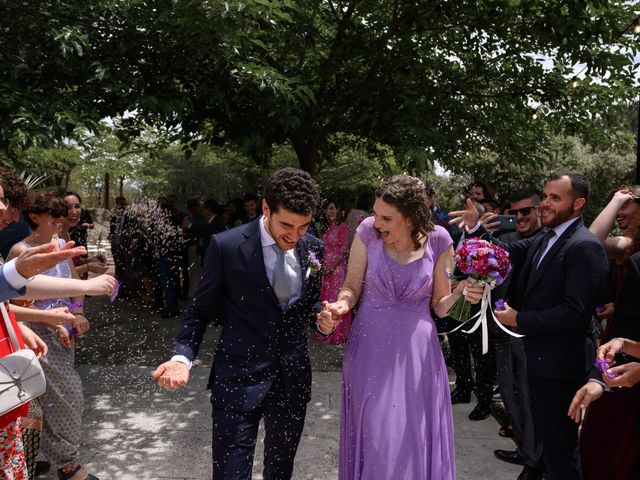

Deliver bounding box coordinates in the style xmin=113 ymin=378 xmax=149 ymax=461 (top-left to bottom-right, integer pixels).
xmin=153 ymin=361 xmax=190 ymax=389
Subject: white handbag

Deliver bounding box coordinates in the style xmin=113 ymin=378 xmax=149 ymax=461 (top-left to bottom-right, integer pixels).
xmin=0 ymin=303 xmax=46 ymax=416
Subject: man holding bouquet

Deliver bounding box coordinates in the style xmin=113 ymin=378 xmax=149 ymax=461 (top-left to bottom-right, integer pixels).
xmin=450 ymin=171 xmax=608 ymax=480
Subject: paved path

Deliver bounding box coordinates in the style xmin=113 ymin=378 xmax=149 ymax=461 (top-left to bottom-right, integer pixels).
xmin=41 ymin=297 xmax=520 ymax=479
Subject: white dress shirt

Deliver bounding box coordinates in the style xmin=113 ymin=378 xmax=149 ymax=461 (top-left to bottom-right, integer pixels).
xmin=535 ymin=217 xmax=580 ymax=267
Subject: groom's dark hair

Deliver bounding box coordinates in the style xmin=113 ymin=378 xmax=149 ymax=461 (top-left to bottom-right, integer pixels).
xmin=264 ymin=167 xmax=320 ymax=216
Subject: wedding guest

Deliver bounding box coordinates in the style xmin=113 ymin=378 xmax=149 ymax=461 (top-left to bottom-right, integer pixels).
xmin=567 ymin=190 xmax=640 ymax=480
xmin=451 ymin=171 xmax=609 ymax=480
xmin=492 ymin=190 xmax=545 ymax=476
xmin=344 ymin=191 xmax=372 ymax=247
xmin=443 ymin=200 xmax=496 ymax=422
xmin=243 ymin=193 xmax=260 ymax=223
xmin=8 ymin=192 xmax=97 ymax=480
xmin=59 ymin=191 xmax=108 ymax=279
xmin=201 ymin=199 xmax=227 ymax=262
xmin=225 ymin=198 xmax=244 ymax=228
xmin=184 ymin=198 xmax=205 ymax=298
xmin=588 ymin=187 xmax=640 ymax=324
xmin=324 ymin=175 xmax=483 ymax=479
xmin=316 ymin=199 xmax=351 ymax=344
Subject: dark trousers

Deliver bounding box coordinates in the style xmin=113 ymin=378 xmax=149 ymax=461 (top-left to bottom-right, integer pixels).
xmin=157 ymin=254 xmax=180 ymax=312
xmin=448 ymin=323 xmax=496 ymax=404
xmin=529 ymin=375 xmax=583 ymax=480
xmin=495 ymin=333 xmax=543 ymax=467
xmin=212 ymin=376 xmax=307 ymax=480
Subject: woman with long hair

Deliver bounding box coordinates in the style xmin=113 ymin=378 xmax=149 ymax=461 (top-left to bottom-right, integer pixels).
xmin=316 ymin=199 xmax=351 ymax=344
xmin=323 ymin=176 xmax=483 ymax=480
xmin=8 ymin=193 xmax=97 ymax=480
xmin=569 ymin=188 xmax=640 ymax=480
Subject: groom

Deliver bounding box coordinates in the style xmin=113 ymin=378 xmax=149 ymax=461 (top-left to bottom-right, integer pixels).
xmin=153 ymin=167 xmax=337 ymax=479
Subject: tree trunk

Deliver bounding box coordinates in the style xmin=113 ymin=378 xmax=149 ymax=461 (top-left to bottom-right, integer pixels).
xmin=103 ymin=171 xmax=110 ymax=209
xmin=119 ymin=175 xmax=125 ymax=198
xmin=291 ymin=135 xmax=319 ymax=175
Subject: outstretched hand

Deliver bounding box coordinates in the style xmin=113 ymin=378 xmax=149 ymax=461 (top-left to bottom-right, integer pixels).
xmin=15 ymin=239 xmax=87 ymax=278
xmin=449 ymin=199 xmax=480 ymax=232
xmin=152 ymin=361 xmax=190 ymax=390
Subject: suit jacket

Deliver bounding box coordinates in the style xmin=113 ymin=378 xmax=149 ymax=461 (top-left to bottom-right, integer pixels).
xmin=0 ymin=267 xmax=25 ymax=303
xmin=200 ymin=215 xmax=228 ymax=258
xmin=174 ymin=219 xmax=324 ymax=412
xmin=478 ymin=217 xmax=608 ymax=380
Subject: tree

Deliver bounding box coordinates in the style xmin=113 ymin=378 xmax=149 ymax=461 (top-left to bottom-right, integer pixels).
xmin=2 ymin=1 xmax=639 ymax=175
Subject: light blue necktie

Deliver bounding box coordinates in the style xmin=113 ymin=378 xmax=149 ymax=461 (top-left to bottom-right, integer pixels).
xmin=272 ymin=244 xmax=291 ymax=308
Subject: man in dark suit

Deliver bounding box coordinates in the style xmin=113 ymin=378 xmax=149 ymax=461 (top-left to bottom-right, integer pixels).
xmin=153 ymin=168 xmax=337 ymax=480
xmin=451 ymin=171 xmax=608 ymax=480
xmin=200 ymin=198 xmax=227 ymax=261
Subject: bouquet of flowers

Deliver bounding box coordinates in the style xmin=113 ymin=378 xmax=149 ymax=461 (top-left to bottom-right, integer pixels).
xmin=447 ymin=238 xmax=511 ymax=323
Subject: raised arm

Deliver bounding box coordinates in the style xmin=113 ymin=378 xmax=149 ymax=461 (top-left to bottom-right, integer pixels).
xmin=589 ymin=189 xmax=635 ymax=260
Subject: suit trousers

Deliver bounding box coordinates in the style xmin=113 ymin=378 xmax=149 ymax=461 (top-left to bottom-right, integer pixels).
xmin=495 ymin=332 xmax=543 ymax=468
xmin=211 ymin=374 xmax=307 ymax=480
xmin=529 ymin=375 xmax=583 ymax=480
xmin=448 ymin=325 xmax=495 ymax=404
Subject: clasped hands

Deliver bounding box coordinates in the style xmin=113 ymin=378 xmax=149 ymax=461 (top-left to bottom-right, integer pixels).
xmin=317 ymin=300 xmax=347 ymax=334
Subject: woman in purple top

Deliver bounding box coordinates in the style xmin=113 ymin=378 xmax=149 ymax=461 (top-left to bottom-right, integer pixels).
xmin=323 ymin=175 xmax=483 ymax=480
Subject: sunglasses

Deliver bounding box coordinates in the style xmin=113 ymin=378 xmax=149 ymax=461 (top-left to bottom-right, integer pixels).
xmin=508 ymin=206 xmax=538 ymax=216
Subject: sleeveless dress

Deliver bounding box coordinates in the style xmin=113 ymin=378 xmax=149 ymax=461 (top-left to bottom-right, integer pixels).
xmin=317 ymin=222 xmax=351 ymax=344
xmin=339 ymin=217 xmax=456 ymax=480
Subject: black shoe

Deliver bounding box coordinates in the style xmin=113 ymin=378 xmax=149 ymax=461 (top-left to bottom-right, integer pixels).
xmin=469 ymin=401 xmax=491 ymax=421
xmin=517 ymin=465 xmax=545 ymax=480
xmin=494 ymin=449 xmax=526 ymax=466
xmin=35 ymin=460 xmax=50 ymax=476
xmin=450 ymin=389 xmax=471 ymax=404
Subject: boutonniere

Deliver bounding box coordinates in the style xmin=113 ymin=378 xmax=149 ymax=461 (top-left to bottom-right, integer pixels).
xmin=306 ymin=251 xmax=322 ymax=278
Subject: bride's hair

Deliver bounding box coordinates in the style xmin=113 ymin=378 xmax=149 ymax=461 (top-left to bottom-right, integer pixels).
xmin=376 ymin=175 xmax=434 ymax=250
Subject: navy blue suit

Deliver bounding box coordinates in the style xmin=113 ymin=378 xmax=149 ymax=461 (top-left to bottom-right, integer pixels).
xmin=173 ymin=219 xmax=324 ymax=479
xmin=479 ymin=217 xmax=608 ymax=479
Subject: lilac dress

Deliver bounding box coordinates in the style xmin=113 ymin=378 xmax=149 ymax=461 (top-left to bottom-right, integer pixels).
xmin=339 ymin=216 xmax=455 ymax=480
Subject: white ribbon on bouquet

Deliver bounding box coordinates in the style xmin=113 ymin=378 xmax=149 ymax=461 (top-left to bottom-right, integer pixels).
xmin=443 ymin=281 xmax=523 ymax=354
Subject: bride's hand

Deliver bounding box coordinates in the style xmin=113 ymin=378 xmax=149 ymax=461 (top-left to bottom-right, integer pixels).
xmin=455 ymin=279 xmax=484 ymax=304
xmin=317 ymin=301 xmax=340 ymax=334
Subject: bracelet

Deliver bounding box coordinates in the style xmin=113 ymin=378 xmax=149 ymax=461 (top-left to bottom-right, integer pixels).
xmin=612 ymin=337 xmax=625 ymax=353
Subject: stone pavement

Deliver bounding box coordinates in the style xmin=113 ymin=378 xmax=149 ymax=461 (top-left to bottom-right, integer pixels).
xmin=42 ymin=296 xmax=521 ymax=479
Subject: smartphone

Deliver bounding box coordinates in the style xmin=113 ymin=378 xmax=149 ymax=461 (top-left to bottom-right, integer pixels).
xmin=496 ymin=215 xmax=516 ymax=231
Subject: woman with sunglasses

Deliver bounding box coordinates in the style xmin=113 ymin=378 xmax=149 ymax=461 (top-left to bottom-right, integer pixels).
xmin=7 ymin=192 xmax=97 ymax=480
xmin=58 ymin=191 xmax=108 ymax=280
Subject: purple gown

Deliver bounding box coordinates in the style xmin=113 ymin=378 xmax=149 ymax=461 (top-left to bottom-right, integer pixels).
xmin=339 ymin=217 xmax=456 ymax=480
